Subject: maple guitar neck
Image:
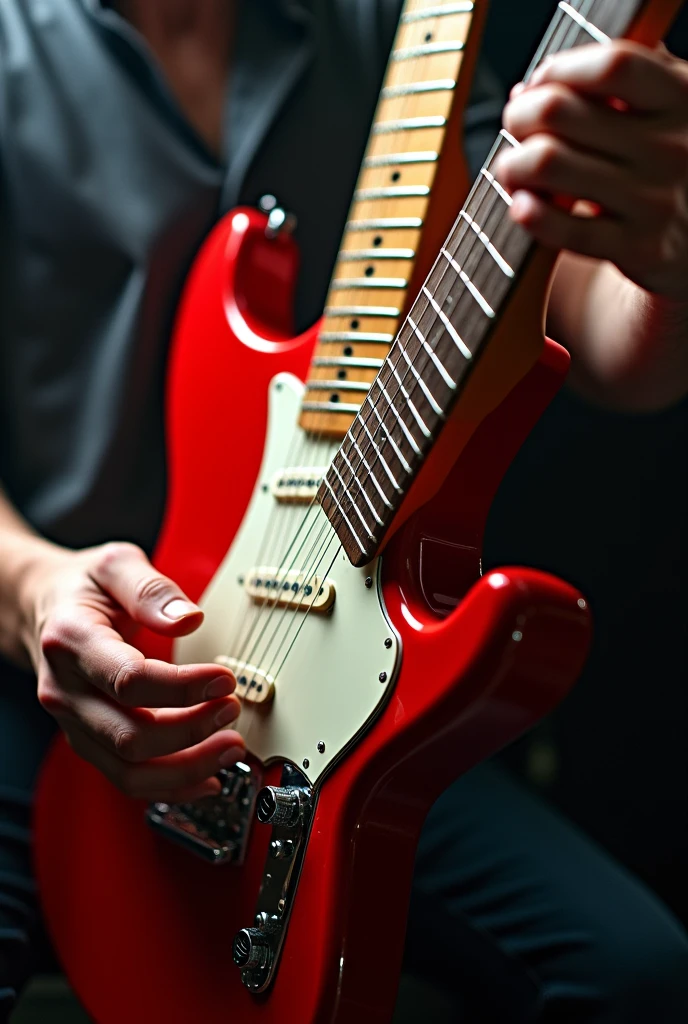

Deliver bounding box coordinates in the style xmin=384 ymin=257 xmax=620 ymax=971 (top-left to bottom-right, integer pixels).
xmin=320 ymin=0 xmax=685 ymax=568
xmin=299 ymin=0 xmax=488 ymax=437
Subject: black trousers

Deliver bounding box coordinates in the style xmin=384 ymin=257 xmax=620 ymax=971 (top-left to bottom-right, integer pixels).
xmin=3 ymin=662 xmax=688 ymax=1023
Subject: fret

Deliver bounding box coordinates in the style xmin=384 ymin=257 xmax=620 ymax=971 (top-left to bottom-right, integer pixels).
xmin=373 ymin=116 xmax=447 ymax=134
xmin=321 ymin=478 xmax=368 ymax=555
xmin=301 ymin=0 xmax=481 ymax=436
xmin=302 ymin=401 xmax=362 ymax=414
xmin=366 ymin=386 xmax=419 ymax=465
xmin=499 ymin=128 xmax=519 ymax=149
xmin=396 ymin=340 xmax=444 ymax=416
xmin=357 ymin=415 xmax=404 ymax=490
xmin=558 ymin=1 xmax=611 ymax=43
xmin=319 ymin=331 xmax=394 ymax=344
xmin=330 ymin=462 xmax=376 ymax=540
xmin=306 ymin=380 xmax=372 ymax=393
xmin=384 ymin=361 xmax=434 ymax=437
xmin=354 ymin=185 xmax=431 ymax=200
xmin=324 ymin=305 xmax=401 ymax=318
xmin=402 ymin=3 xmax=475 ymax=23
xmin=381 ymin=79 xmax=456 ymax=98
xmin=346 ymin=438 xmax=394 ymax=508
xmin=338 ymin=249 xmax=416 ymax=261
xmin=392 ymin=41 xmax=464 ymax=61
xmin=422 ymin=286 xmax=472 ymax=360
xmin=460 ymin=212 xmax=515 ymax=278
xmin=440 ymin=248 xmax=495 ymax=318
xmin=364 ymin=151 xmax=439 ymax=167
xmin=313 ymin=357 xmax=385 ymax=370
xmin=480 ymin=168 xmax=512 ymax=206
xmin=407 ymin=315 xmax=457 ymax=388
xmin=337 ymin=450 xmax=385 ymax=526
xmin=346 ymin=217 xmax=424 ymax=231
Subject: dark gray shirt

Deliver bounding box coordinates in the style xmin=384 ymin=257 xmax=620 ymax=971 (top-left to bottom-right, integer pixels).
xmin=0 ymin=0 xmax=503 ymax=553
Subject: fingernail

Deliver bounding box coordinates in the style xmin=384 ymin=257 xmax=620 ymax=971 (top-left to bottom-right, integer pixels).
xmin=218 ymin=745 xmax=246 ymax=768
xmin=162 ymin=598 xmax=199 ymax=620
xmin=214 ymin=702 xmax=239 ymax=729
xmin=510 ymin=82 xmax=526 ymax=98
xmin=204 ymin=675 xmax=233 ymax=700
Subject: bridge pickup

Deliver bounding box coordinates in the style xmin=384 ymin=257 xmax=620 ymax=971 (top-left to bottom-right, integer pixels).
xmin=215 ymin=656 xmax=275 ymax=706
xmin=245 ymin=567 xmax=336 ymax=614
xmin=270 ymin=467 xmax=328 ymax=504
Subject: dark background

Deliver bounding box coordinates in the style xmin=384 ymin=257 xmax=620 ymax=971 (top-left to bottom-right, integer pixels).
xmin=482 ymin=0 xmax=688 ymax=925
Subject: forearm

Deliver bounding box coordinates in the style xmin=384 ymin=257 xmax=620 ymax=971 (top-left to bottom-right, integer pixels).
xmin=0 ymin=485 xmax=64 ymax=668
xmin=548 ymin=253 xmax=688 ymax=412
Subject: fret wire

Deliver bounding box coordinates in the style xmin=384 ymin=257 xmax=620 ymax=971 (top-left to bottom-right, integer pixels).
xmin=367 ymin=381 xmax=419 ymax=462
xmin=321 ymin=478 xmax=367 ymax=555
xmin=401 ymin=2 xmax=475 ymax=23
xmin=384 ymin=360 xmax=434 ymax=438
xmin=422 ymin=286 xmax=472 ymax=360
xmin=357 ymin=414 xmax=403 ymax=490
xmin=323 ymin=0 xmax=649 ymax=561
xmin=337 ymin=449 xmax=384 ymax=525
xmin=396 ymin=338 xmax=444 ymax=416
xmin=460 ymin=211 xmax=515 ymax=278
xmin=331 ymin=461 xmax=375 ymax=540
xmin=407 ymin=315 xmax=457 ymax=389
xmin=440 ymin=248 xmax=495 ymax=318
xmin=558 ymin=1 xmax=610 ymax=44
xmin=348 ymin=435 xmax=394 ymax=508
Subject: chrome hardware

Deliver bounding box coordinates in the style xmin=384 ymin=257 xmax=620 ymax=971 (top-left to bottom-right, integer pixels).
xmin=146 ymin=762 xmax=257 ymax=864
xmin=256 ymin=785 xmax=302 ymax=826
xmin=233 ymin=764 xmax=314 ymax=993
xmin=259 ymin=194 xmax=297 ymax=239
xmin=233 ymin=927 xmax=274 ymax=971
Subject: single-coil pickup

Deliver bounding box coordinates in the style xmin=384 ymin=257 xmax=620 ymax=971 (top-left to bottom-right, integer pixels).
xmin=215 ymin=655 xmax=275 ymax=706
xmin=271 ymin=467 xmax=328 ymax=504
xmin=245 ymin=567 xmax=336 ymax=614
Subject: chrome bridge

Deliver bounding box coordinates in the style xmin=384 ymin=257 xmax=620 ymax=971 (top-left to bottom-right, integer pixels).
xmin=232 ymin=763 xmax=315 ymax=993
xmin=146 ymin=762 xmax=257 ymax=865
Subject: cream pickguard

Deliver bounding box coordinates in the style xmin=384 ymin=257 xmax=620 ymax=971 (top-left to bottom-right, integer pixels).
xmin=175 ymin=373 xmax=400 ymax=785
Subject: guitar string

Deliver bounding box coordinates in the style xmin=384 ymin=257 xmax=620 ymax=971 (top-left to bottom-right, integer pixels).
xmin=227 ymin=2 xmax=463 ymax=721
xmin=226 ymin=0 xmax=588 ymax=728
xmin=325 ymin=0 xmax=594 ymax=547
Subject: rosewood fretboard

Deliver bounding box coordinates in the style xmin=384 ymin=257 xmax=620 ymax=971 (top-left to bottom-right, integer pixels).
xmin=319 ymin=0 xmax=677 ymax=567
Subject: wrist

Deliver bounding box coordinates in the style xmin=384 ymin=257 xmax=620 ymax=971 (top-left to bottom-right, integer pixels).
xmin=0 ymin=531 xmax=70 ymax=670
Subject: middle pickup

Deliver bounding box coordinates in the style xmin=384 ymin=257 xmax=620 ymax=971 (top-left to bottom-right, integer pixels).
xmin=244 ymin=567 xmax=336 ymax=614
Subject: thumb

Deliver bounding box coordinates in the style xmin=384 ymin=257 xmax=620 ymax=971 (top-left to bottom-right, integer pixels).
xmin=90 ymin=542 xmax=204 ymax=637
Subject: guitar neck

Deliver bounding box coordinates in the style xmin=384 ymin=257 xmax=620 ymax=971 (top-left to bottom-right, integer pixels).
xmin=319 ymin=0 xmax=683 ymax=567
xmin=299 ymin=0 xmax=485 ymax=437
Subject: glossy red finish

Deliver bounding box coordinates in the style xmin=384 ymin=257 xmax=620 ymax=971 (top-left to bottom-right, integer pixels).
xmin=35 ymin=209 xmax=591 ymax=1024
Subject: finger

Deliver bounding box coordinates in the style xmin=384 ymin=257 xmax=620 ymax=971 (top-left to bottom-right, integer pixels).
xmin=48 ymin=682 xmax=242 ymax=762
xmin=529 ymin=42 xmax=688 ymax=114
xmin=504 ymin=84 xmax=688 ymax=187
xmin=64 ymin=722 xmax=246 ymax=802
xmin=495 ymin=135 xmax=642 ymax=223
xmin=41 ymin=614 xmax=236 ymax=707
xmin=88 ymin=542 xmax=204 ymax=637
xmin=509 ymin=190 xmax=626 ymax=262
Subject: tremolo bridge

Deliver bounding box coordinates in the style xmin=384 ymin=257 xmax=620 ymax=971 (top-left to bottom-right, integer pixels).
xmin=148 ymin=762 xmax=314 ymax=995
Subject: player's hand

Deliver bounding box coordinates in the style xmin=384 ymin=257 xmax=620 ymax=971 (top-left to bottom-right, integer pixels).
xmin=20 ymin=541 xmax=244 ymax=802
xmin=496 ymin=42 xmax=688 ymax=301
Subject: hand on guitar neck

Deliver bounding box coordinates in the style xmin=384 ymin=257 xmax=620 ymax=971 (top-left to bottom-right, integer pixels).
xmin=496 ymin=39 xmax=688 ymax=411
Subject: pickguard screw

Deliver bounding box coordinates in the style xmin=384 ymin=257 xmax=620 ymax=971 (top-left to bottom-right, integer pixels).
xmin=317 ymin=741 xmax=326 ymax=754
xmin=512 ymin=631 xmax=523 ymax=642
xmin=384 ymin=638 xmax=392 ymax=649
xmin=261 ymin=483 xmax=268 ymax=492
xmin=275 ymin=381 xmax=283 ymax=391
xmin=302 ymin=758 xmax=310 ymax=769
xmin=237 ymin=576 xmax=244 ymax=585
xmin=379 ymin=672 xmax=387 ymax=683
xmin=578 ymin=598 xmax=587 ymax=609
xmin=365 ymin=577 xmax=373 ymax=589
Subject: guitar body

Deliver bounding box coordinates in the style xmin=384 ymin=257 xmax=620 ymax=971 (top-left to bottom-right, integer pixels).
xmin=35 ymin=208 xmax=590 ymax=1023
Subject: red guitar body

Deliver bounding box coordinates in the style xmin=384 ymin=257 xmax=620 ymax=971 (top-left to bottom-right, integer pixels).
xmin=35 ymin=208 xmax=591 ymax=1023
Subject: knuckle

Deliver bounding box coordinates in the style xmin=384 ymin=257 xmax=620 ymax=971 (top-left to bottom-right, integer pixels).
xmin=530 ymin=137 xmax=562 ymax=178
xmin=93 ymin=541 xmax=140 ymax=577
xmin=537 ymin=85 xmax=569 ymax=126
xmin=600 ymin=44 xmax=635 ymax=86
xmin=111 ymin=659 xmax=144 ymax=704
xmin=112 ymin=726 xmax=145 ymax=763
xmin=40 ymin=614 xmax=84 ymax=656
xmin=36 ymin=674 xmax=69 ymax=716
xmin=133 ymin=573 xmax=174 ymax=607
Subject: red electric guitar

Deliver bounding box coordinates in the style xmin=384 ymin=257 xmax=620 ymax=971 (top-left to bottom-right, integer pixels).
xmin=34 ymin=1 xmax=680 ymax=1022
